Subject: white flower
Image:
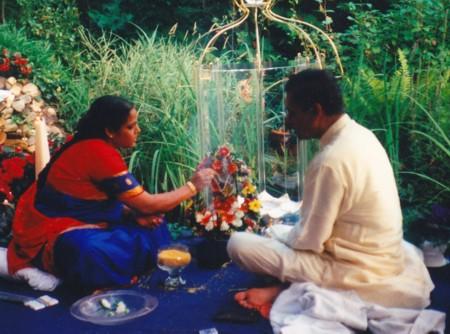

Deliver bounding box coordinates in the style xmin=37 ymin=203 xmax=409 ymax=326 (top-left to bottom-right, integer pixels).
xmin=232 ymin=218 xmax=243 ymax=227
xmin=231 ymin=200 xmax=240 ymax=210
xmin=195 ymin=212 xmax=204 ymax=223
xmin=235 ymin=210 xmax=244 ymax=219
xmin=220 ymin=221 xmax=230 ymax=231
xmin=205 ymin=221 xmax=214 ymax=231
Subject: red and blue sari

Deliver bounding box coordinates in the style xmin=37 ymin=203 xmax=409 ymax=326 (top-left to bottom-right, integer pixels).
xmin=7 ymin=139 xmax=170 ymax=289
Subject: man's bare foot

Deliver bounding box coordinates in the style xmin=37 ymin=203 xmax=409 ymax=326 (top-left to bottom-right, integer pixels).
xmin=234 ymin=285 xmax=284 ymax=318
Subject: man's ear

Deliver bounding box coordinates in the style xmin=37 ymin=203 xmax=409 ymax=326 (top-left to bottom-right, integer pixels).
xmin=313 ymin=103 xmax=325 ymax=117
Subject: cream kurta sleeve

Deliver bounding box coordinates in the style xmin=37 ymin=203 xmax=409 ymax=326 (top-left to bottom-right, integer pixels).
xmin=286 ymin=164 xmax=345 ymax=253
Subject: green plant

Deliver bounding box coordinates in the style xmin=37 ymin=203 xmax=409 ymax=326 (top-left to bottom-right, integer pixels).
xmin=14 ymin=0 xmax=82 ymax=68
xmin=338 ymin=0 xmax=449 ymax=72
xmin=0 ymin=24 xmax=74 ymax=102
xmin=88 ymin=0 xmax=133 ymax=33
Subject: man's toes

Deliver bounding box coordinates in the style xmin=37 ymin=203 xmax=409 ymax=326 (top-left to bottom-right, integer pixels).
xmin=234 ymin=291 xmax=247 ymax=302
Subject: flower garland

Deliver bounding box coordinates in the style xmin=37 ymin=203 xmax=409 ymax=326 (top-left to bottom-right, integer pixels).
xmin=194 ymin=145 xmax=262 ymax=238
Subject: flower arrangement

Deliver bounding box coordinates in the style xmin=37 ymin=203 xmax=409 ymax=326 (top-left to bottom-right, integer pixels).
xmin=0 ymin=49 xmax=33 ymax=79
xmin=194 ymin=145 xmax=262 ymax=239
xmin=0 ymin=147 xmax=35 ymax=246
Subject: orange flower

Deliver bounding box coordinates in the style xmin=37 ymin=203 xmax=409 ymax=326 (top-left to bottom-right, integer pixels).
xmin=228 ymin=162 xmax=238 ymax=174
xmin=212 ymin=159 xmax=222 ymax=172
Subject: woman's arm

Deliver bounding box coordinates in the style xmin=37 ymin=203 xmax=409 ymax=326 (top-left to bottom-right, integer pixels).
xmin=120 ymin=168 xmax=215 ymax=215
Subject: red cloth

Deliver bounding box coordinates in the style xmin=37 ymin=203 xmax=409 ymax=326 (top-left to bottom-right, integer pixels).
xmin=7 ymin=139 xmax=131 ymax=274
xmin=47 ymin=139 xmax=128 ymax=200
xmin=7 ymin=183 xmax=84 ymax=274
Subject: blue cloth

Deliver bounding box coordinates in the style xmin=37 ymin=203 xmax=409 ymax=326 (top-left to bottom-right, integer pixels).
xmin=97 ymin=172 xmax=142 ymax=198
xmin=53 ymin=223 xmax=171 ymax=289
xmin=35 ymin=184 xmax=124 ymax=224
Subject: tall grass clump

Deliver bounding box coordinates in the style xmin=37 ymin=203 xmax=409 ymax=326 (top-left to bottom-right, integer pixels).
xmin=59 ymin=29 xmax=201 ymax=194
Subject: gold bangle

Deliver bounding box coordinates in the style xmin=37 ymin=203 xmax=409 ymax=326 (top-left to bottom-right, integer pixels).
xmin=186 ymin=181 xmax=197 ymax=194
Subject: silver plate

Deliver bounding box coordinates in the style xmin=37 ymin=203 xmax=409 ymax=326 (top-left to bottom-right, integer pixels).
xmin=71 ymin=290 xmax=158 ymax=326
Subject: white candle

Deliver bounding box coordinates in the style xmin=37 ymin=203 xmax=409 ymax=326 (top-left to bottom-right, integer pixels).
xmin=34 ymin=115 xmax=50 ymax=178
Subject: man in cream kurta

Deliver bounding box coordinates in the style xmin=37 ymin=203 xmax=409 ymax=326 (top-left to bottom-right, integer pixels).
xmin=227 ymin=69 xmax=434 ymax=311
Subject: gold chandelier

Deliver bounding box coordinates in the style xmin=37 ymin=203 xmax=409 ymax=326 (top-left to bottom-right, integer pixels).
xmin=198 ymin=0 xmax=344 ymax=74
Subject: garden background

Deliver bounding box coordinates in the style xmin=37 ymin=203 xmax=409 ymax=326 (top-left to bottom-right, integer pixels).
xmin=0 ymin=0 xmax=448 ymax=249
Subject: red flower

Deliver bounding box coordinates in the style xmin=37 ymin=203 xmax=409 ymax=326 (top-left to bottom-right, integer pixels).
xmin=14 ymin=55 xmax=28 ymax=66
xmin=0 ymin=62 xmax=10 ymax=72
xmin=20 ymin=65 xmax=32 ymax=76
xmin=2 ymin=157 xmax=27 ymax=182
xmin=228 ymin=162 xmax=238 ymax=174
xmin=212 ymin=159 xmax=222 ymax=172
xmin=223 ymin=213 xmax=235 ymax=223
xmin=201 ymin=212 xmax=212 ymax=225
xmin=65 ymin=134 xmax=74 ymax=143
xmin=211 ymin=179 xmax=220 ymax=192
xmin=240 ymin=202 xmax=249 ymax=213
xmin=244 ymin=218 xmax=256 ymax=227
xmin=218 ymin=146 xmax=230 ymax=157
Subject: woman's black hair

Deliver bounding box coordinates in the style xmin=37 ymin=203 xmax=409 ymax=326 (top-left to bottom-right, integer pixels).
xmin=37 ymin=95 xmax=134 ymax=189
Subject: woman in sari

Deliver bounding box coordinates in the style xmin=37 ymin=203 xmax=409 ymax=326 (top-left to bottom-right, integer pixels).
xmin=7 ymin=95 xmax=215 ymax=291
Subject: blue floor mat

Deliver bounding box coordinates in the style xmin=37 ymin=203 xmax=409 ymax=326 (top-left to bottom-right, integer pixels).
xmin=0 ymin=260 xmax=273 ymax=334
xmin=0 ymin=252 xmax=448 ymax=334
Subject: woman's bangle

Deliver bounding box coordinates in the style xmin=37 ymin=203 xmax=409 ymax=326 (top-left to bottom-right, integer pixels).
xmin=186 ymin=181 xmax=197 ymax=195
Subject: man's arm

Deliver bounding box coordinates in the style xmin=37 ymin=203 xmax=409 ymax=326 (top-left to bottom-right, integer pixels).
xmin=285 ymin=164 xmax=345 ymax=253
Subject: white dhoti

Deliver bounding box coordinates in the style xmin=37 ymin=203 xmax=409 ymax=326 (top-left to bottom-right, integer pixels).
xmin=227 ymin=231 xmax=434 ymax=309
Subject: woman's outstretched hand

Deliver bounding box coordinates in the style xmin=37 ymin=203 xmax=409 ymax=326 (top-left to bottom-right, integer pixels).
xmin=190 ymin=168 xmax=216 ymax=192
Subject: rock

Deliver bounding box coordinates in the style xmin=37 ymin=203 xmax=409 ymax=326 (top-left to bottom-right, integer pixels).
xmin=0 ymin=132 xmax=6 ymax=144
xmin=2 ymin=107 xmax=13 ymax=118
xmin=30 ymin=99 xmax=43 ymax=113
xmin=19 ymin=95 xmax=32 ymax=105
xmin=19 ymin=124 xmax=31 ymax=136
xmin=25 ymin=111 xmax=37 ymax=123
xmin=5 ymin=77 xmax=16 ymax=88
xmin=5 ymin=94 xmax=14 ymax=108
xmin=10 ymin=84 xmax=23 ymax=96
xmin=4 ymin=120 xmax=18 ymax=132
xmin=46 ymin=107 xmax=57 ymax=117
xmin=0 ymin=77 xmax=6 ymax=89
xmin=12 ymin=99 xmax=26 ymax=112
xmin=22 ymin=83 xmax=40 ymax=97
